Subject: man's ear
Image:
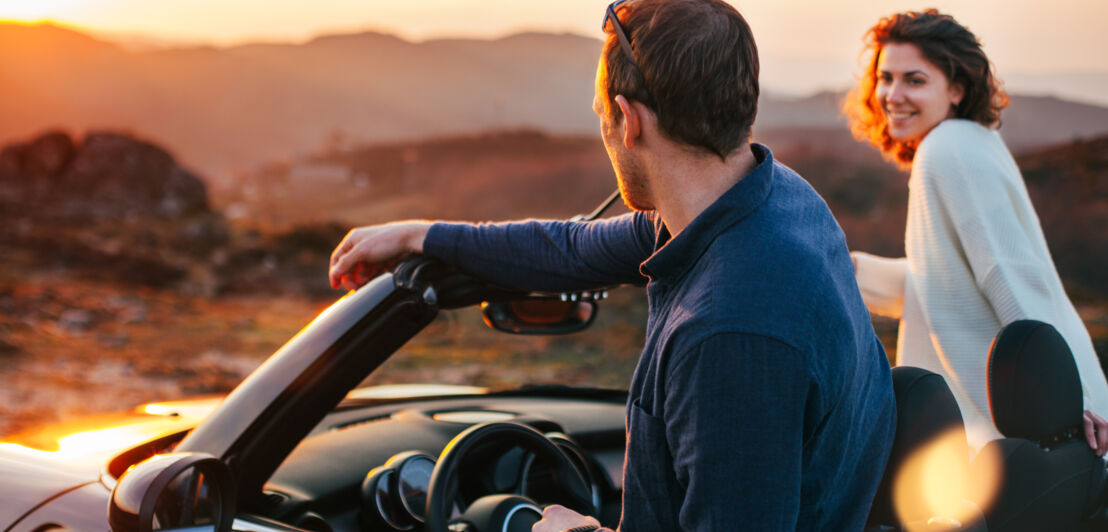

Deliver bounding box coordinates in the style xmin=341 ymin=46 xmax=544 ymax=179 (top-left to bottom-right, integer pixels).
xmin=614 ymin=95 xmax=641 ymax=149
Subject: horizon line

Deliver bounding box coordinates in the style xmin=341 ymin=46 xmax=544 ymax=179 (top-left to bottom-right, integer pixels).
xmin=4 ymin=18 xmax=1108 ymax=108
xmin=5 ymin=18 xmax=1107 ymax=81
xmin=0 ymin=18 xmax=598 ymax=50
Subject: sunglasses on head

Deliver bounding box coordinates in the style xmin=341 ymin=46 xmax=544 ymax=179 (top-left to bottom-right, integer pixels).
xmin=601 ymin=0 xmax=658 ymax=110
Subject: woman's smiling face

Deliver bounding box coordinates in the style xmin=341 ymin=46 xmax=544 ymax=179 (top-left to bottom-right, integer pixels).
xmin=875 ymin=42 xmax=964 ymax=143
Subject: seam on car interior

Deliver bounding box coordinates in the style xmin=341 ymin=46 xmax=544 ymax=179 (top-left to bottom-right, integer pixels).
xmin=332 ymin=413 xmax=393 ymax=431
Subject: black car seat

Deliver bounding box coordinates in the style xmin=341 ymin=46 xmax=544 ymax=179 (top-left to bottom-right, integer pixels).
xmin=867 ymin=366 xmax=975 ymax=529
xmin=969 ymin=319 xmax=1108 ymax=531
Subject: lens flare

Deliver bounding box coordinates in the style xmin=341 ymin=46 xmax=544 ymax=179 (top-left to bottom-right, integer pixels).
xmin=893 ymin=428 xmax=1002 ymax=530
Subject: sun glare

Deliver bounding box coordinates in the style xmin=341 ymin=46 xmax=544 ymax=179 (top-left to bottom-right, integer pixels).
xmin=0 ymin=423 xmax=163 ymax=459
xmin=0 ymin=0 xmax=82 ymax=22
xmin=55 ymin=425 xmax=150 ymax=455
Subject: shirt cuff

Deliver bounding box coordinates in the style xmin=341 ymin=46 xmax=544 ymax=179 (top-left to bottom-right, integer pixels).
xmin=423 ymin=222 xmax=467 ymax=262
xmin=852 ymin=251 xmax=908 ymax=319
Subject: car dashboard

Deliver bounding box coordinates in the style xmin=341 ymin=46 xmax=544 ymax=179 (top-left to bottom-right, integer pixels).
xmin=258 ymin=393 xmax=627 ymax=531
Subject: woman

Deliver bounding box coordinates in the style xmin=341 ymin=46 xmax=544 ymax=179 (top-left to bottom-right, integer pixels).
xmin=842 ymin=9 xmax=1108 ymax=453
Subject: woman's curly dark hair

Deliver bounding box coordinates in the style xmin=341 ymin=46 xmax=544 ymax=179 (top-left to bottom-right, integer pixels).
xmin=842 ymin=9 xmax=1009 ymax=166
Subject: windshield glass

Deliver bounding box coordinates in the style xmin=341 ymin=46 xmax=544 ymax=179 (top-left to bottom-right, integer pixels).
xmin=361 ymin=288 xmax=646 ymax=392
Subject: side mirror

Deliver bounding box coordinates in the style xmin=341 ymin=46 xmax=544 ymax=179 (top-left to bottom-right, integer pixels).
xmin=109 ymin=453 xmax=236 ymax=532
xmin=481 ymin=293 xmax=600 ymax=335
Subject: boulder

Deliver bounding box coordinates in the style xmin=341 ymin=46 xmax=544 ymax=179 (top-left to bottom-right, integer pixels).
xmin=0 ymin=130 xmax=77 ymax=202
xmin=0 ymin=130 xmax=226 ymax=290
xmin=0 ymin=130 xmax=211 ymax=222
xmin=57 ymin=131 xmax=209 ymax=219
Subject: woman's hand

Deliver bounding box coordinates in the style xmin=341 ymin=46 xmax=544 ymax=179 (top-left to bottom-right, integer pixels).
xmin=328 ymin=221 xmax=433 ymax=291
xmin=1083 ymin=409 xmax=1108 ymax=456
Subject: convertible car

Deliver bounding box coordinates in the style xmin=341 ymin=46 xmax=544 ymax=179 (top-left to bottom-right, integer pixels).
xmin=2 ymin=255 xmax=1106 ymax=531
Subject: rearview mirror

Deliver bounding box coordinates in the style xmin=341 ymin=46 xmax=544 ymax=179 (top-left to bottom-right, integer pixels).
xmin=481 ymin=294 xmax=599 ymax=335
xmin=109 ymin=453 xmax=236 ymax=532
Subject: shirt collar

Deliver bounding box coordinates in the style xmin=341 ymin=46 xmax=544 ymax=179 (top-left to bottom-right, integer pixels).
xmin=640 ymin=143 xmax=775 ymax=284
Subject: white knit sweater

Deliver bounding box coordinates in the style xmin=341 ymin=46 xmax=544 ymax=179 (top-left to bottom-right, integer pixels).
xmin=853 ymin=119 xmax=1108 ymax=451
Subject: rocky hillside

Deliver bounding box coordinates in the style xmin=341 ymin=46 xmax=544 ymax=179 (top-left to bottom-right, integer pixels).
xmin=5 ymin=127 xmax=1103 ymax=304
xmin=0 ymin=131 xmax=345 ymax=298
xmin=226 ymin=126 xmax=1107 ymax=304
xmin=0 ymin=131 xmax=223 ymax=287
xmin=0 ymin=128 xmax=1104 ymax=436
xmin=1 ymin=130 xmax=210 ymax=220
xmin=1019 ymin=136 xmax=1108 ymax=300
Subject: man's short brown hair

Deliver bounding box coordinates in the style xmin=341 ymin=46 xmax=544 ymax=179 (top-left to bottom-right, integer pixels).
xmin=601 ymin=0 xmax=759 ymax=159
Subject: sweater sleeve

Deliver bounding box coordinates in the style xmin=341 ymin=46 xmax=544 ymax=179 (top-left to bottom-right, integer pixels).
xmin=851 ymin=251 xmax=908 ymax=319
xmin=422 ymin=211 xmax=656 ymax=292
xmin=663 ymin=332 xmax=808 ymax=530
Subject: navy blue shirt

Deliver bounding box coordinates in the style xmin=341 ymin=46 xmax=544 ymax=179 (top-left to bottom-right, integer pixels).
xmin=424 ymin=145 xmax=895 ymax=531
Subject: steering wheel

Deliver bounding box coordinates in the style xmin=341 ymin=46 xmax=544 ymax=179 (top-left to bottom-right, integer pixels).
xmin=425 ymin=421 xmax=596 ymax=532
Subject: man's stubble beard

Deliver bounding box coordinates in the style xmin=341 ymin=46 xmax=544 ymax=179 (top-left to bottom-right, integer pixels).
xmin=614 ymin=150 xmax=655 ymax=212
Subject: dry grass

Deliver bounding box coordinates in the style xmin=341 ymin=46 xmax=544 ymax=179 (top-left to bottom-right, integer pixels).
xmin=3 ymin=266 xmax=1106 ymax=439
xmin=0 ymin=269 xmax=648 ymax=437
xmin=0 ymin=272 xmax=322 ymax=435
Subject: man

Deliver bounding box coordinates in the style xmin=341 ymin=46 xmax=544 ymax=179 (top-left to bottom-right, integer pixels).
xmin=329 ymin=0 xmax=895 ymax=529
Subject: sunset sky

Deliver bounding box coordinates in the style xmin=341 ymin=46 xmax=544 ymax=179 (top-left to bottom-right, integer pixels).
xmin=2 ymin=0 xmax=1106 ymax=102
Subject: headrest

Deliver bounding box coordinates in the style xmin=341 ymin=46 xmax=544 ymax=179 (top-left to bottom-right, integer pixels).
xmin=891 ymin=367 xmax=967 ymax=452
xmin=972 ymin=437 xmax=1108 ymax=531
xmin=987 ymin=320 xmax=1083 ymax=441
xmin=868 ymin=366 xmax=968 ymax=526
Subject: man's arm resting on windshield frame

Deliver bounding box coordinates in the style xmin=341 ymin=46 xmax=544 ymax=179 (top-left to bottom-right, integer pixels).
xmin=423 ymin=211 xmax=656 ymax=292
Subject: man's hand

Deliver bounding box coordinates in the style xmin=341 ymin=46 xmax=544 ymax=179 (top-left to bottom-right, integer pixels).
xmin=1083 ymin=409 xmax=1108 ymax=456
xmin=531 ymin=505 xmax=604 ymax=532
xmin=329 ymin=221 xmax=433 ymax=291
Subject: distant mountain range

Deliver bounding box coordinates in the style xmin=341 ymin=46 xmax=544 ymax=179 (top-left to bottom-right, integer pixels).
xmin=3 ymin=23 xmax=1108 ymax=176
